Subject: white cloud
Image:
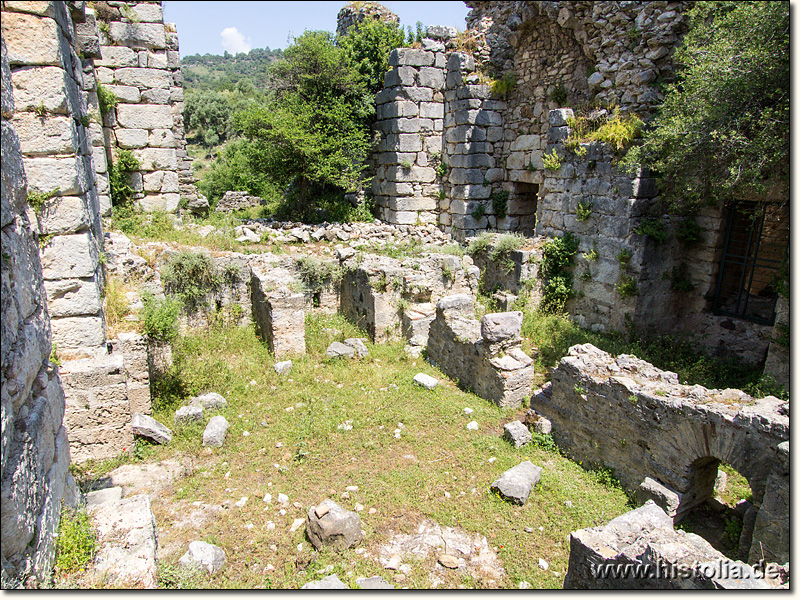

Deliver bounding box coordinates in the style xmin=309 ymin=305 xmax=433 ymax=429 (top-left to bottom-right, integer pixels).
xmin=220 ymin=26 xmax=251 ymax=54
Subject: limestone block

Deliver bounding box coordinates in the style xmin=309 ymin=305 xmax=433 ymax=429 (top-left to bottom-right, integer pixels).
xmin=490 ymin=461 xmax=542 ymax=505
xmin=202 ymin=415 xmax=229 ymax=447
xmin=389 ymin=196 xmax=436 ymax=212
xmin=419 ymin=101 xmax=443 ymax=119
xmin=549 ymin=108 xmax=574 ymax=127
xmin=169 ymin=86 xmax=183 ymax=102
xmin=113 ymin=67 xmax=171 ymax=90
xmin=115 ymin=128 xmax=148 ymax=148
xmin=137 ymin=193 xmax=179 ymax=212
xmin=142 ymin=170 xmax=164 ymax=192
xmin=13 ymin=112 xmax=78 ymax=156
xmin=2 ymin=12 xmax=61 ymax=66
xmin=383 ymin=66 xmax=416 ymax=87
xmin=37 ymin=195 xmax=89 ymax=235
xmin=24 ymin=156 xmax=87 ymax=196
xmin=116 ymin=104 xmax=173 ymax=129
xmin=11 ymin=66 xmax=73 ymax=114
xmin=418 ymin=67 xmax=445 ymax=89
xmin=179 ymin=541 xmax=226 ymax=575
xmin=132 ymin=413 xmax=172 ymax=444
xmin=141 ymin=88 xmax=170 ymax=104
xmin=449 ymin=154 xmax=494 ymax=169
xmin=148 ymin=128 xmax=174 ymax=147
xmin=450 ymin=184 xmax=491 ymax=200
xmin=447 ymin=52 xmax=474 ymax=72
xmin=132 ymin=147 xmax=177 ymax=171
xmin=107 ymin=22 xmax=166 ymax=49
xmin=92 ymin=146 xmax=107 ymax=173
xmin=380 ymin=181 xmax=414 ymax=196
xmin=146 ymin=52 xmax=168 ymax=69
xmin=160 ymin=172 xmax=179 ymax=193
xmin=481 ymin=312 xmax=523 ymax=343
xmin=3 ymin=1 xmax=56 ymax=16
xmin=445 ymin=125 xmax=486 ymax=144
xmin=96 ymin=66 xmax=113 ymax=84
xmin=389 ymin=48 xmax=434 ymax=67
xmin=637 ymin=477 xmax=683 ymax=520
xmin=413 ymin=373 xmax=438 ymax=390
xmin=306 ymin=500 xmax=363 ymax=551
xmin=381 ymin=100 xmax=418 ymax=118
xmin=104 ymin=84 xmax=140 ymax=103
xmin=166 ymin=50 xmax=180 ymax=68
xmin=95 ymin=46 xmax=138 ymax=68
xmin=386 ymin=165 xmax=435 ymax=183
xmin=40 ymin=233 xmax=96 ymax=279
xmin=174 ymin=405 xmax=203 ymax=425
xmin=190 ymin=393 xmax=227 ymax=411
xmin=504 ymin=420 xmax=532 ymax=448
xmin=50 ymin=315 xmax=105 ymax=348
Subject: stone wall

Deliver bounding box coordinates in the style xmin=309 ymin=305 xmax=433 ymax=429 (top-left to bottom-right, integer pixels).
xmin=1 ymin=32 xmax=75 ymax=587
xmin=3 ymin=0 xmax=107 ymax=351
xmin=336 ymin=1 xmax=398 ymax=38
xmin=533 ymin=343 xmax=789 ymax=563
xmin=426 ymin=295 xmax=534 ymax=407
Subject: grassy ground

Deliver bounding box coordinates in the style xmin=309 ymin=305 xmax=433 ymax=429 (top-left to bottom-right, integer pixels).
xmin=73 ymin=313 xmax=633 ymax=589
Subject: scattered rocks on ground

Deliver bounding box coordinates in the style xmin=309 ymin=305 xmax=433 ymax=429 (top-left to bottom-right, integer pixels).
xmin=464 ymin=408 xmax=474 ymax=415
xmin=326 ymin=341 xmax=355 ymax=359
xmin=306 ymin=500 xmax=363 ymax=551
xmin=344 ymin=338 xmax=369 ymax=358
xmin=503 ymin=420 xmax=532 ymax=448
xmin=203 ymin=415 xmax=230 ymax=447
xmin=356 ymin=576 xmax=394 ymax=589
xmin=538 ymin=558 xmax=549 ymax=570
xmin=301 ymin=574 xmax=348 ymax=589
xmin=466 ymin=421 xmax=478 ymax=431
xmin=490 ymin=461 xmax=543 ymax=506
xmin=131 ymin=413 xmax=172 ymax=444
xmin=438 ymin=554 xmax=460 ymax=569
xmin=413 ymin=373 xmax=439 ymax=389
xmin=274 ymin=360 xmax=293 ymax=375
xmin=190 ymin=392 xmax=228 ymax=411
xmin=174 ymin=405 xmax=203 ymax=425
xmin=290 ymin=518 xmax=306 ymax=532
xmin=179 ymin=541 xmax=227 ymax=575
xmin=385 ymin=554 xmax=402 ymax=570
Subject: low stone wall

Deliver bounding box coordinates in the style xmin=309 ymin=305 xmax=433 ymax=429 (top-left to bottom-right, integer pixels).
xmin=426 ymin=295 xmax=534 ymax=407
xmin=564 ymin=502 xmax=774 ymax=590
xmin=533 ymin=343 xmax=789 ymax=563
xmin=214 ymin=190 xmax=263 ymax=214
xmin=468 ymin=234 xmax=543 ymax=298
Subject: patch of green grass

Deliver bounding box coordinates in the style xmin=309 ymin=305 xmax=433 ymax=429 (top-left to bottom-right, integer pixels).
xmin=717 ymin=462 xmax=752 ymax=505
xmin=55 ymin=509 xmax=97 ymax=575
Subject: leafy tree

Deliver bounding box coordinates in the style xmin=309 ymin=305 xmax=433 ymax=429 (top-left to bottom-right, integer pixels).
xmin=623 ymin=1 xmax=789 ymax=212
xmin=232 ymin=31 xmax=372 ymax=215
xmin=338 ymin=16 xmax=406 ymax=92
xmin=184 ymin=85 xmax=263 ymax=147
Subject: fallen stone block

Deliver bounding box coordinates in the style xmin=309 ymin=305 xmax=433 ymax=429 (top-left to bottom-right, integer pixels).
xmin=413 ymin=373 xmax=438 ymax=389
xmin=480 ymin=311 xmax=523 ymax=343
xmin=306 ymin=500 xmax=363 ymax=551
xmin=490 ymin=461 xmax=542 ymax=505
xmin=85 ymin=486 xmax=123 ymax=507
xmin=174 ymin=405 xmax=203 ymax=425
xmin=203 ymin=415 xmax=229 ymax=448
xmin=301 ymin=574 xmax=348 ymax=589
xmin=344 ymin=338 xmax=369 ymax=358
xmin=503 ymin=420 xmax=532 ymax=448
xmin=131 ymin=413 xmax=172 ymax=444
xmin=178 ymin=541 xmax=227 ymax=575
xmin=189 ymin=392 xmax=227 ymax=411
xmin=274 ymin=360 xmax=293 ymax=375
xmin=637 ymin=477 xmax=683 ymax=521
xmin=356 ymin=576 xmax=394 ymax=589
xmin=327 ymin=341 xmax=355 ymax=359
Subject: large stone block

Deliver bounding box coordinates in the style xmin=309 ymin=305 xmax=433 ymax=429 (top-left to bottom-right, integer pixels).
xmin=44 ymin=278 xmax=102 ymax=317
xmin=95 ymin=46 xmax=138 ymax=68
xmin=130 ymin=4 xmax=163 ymax=23
xmin=37 ymin=195 xmax=89 ymax=235
xmin=113 ymin=67 xmax=171 ymax=90
xmin=306 ymin=500 xmax=363 ymax=551
xmin=418 ymin=67 xmax=445 ymax=89
xmin=24 ymin=156 xmax=88 ymax=196
xmin=383 ymin=66 xmax=416 ymax=88
xmin=13 ymin=112 xmax=78 ymax=156
xmin=11 ymin=65 xmax=73 ymax=114
xmin=137 ymin=192 xmax=179 ymax=212
xmin=115 ymin=127 xmax=149 ymax=148
xmin=490 ymin=461 xmax=542 ymax=505
xmin=107 ymin=22 xmax=166 ymax=49
xmin=389 ymin=48 xmax=434 ymax=67
xmin=2 ymin=12 xmax=61 ymax=66
xmin=116 ymin=103 xmax=173 ymax=129
xmin=50 ymin=315 xmax=105 ymax=348
xmin=132 ymin=147 xmax=177 ymax=170
xmin=481 ymin=312 xmax=523 ymax=343
xmin=389 ymin=196 xmax=437 ymax=212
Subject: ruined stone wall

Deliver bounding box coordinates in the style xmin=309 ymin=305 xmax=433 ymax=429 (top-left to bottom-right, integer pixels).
xmin=1 ymin=33 xmax=75 ymax=587
xmin=533 ymin=343 xmax=789 ymax=563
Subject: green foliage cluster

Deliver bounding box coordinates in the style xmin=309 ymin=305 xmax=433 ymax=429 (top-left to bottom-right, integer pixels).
xmin=27 ymin=187 xmax=60 ymax=215
xmin=676 ymin=218 xmax=703 ymax=247
xmin=55 ymin=509 xmax=96 ymax=575
xmin=617 ymin=275 xmax=638 ymax=298
xmin=489 ymin=234 xmax=524 ymax=274
xmin=623 ymin=2 xmax=789 ymax=213
xmin=97 ymin=84 xmax=118 ymax=117
xmin=182 ymin=47 xmax=284 ymax=91
xmin=566 ymin=111 xmax=643 ymax=154
xmin=491 ymin=190 xmax=509 ymax=220
xmin=296 ymin=256 xmax=343 ymax=292
xmin=550 ymin=84 xmax=568 ymax=106
xmin=576 ymin=200 xmax=593 ymax=222
xmin=184 ymin=81 xmax=264 ymax=147
xmin=109 ymin=150 xmax=140 ymax=208
xmin=470 ymin=203 xmax=487 ymax=221
xmin=670 ymin=262 xmax=695 ymax=292
xmin=490 ymin=72 xmax=516 ymax=98
xmin=617 ymin=248 xmax=632 ymax=268
xmin=161 ymin=251 xmax=223 ymax=308
xmin=140 ymin=292 xmax=182 ymax=342
xmin=633 ymin=218 xmax=667 ymax=245
xmin=539 ymin=232 xmax=579 ymax=313
xmin=542 ymin=149 xmax=562 ymax=172
xmin=338 ymin=16 xmax=405 ymax=93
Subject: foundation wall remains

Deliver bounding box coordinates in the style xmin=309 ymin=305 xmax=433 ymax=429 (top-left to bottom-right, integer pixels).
xmin=426 ymin=295 xmax=534 ymax=407
xmin=533 ymin=343 xmax=789 ymax=563
xmin=1 ymin=32 xmax=75 ymax=587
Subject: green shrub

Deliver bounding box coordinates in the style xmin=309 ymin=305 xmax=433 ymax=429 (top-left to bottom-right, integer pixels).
xmin=97 ymin=84 xmax=118 ymax=118
xmin=550 ymin=84 xmax=568 ymax=105
xmin=617 ymin=274 xmax=638 ymax=298
xmin=109 ymin=150 xmax=141 ymax=208
xmin=491 ymin=190 xmax=509 ymax=220
xmin=589 ymin=112 xmax=644 ymax=152
xmin=296 ymin=256 xmax=342 ymax=292
xmin=676 ymin=218 xmax=703 ymax=247
xmin=490 ymin=72 xmax=516 ymax=98
xmin=576 ymin=200 xmax=593 ymax=222
xmin=539 ymin=232 xmax=579 ymax=313
xmin=543 ymin=149 xmax=562 ymax=171
xmin=161 ymin=251 xmax=221 ymax=308
xmin=617 ymin=248 xmax=632 ymax=268
xmin=140 ymin=293 xmax=182 ymax=342
xmin=55 ymin=508 xmax=97 ymax=575
xmin=489 ymin=233 xmax=524 ymax=274
xmin=467 ymin=233 xmax=492 ymax=257
xmin=470 ymin=202 xmax=487 ymax=220
xmin=633 ymin=218 xmax=668 ymax=245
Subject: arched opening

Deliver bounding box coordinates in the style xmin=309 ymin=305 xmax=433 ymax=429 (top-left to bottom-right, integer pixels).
xmin=679 ymin=457 xmax=754 ymax=560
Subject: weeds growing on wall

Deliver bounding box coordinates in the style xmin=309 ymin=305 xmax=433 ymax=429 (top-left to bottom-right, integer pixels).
xmin=296 ymin=256 xmax=343 ymax=293
xmin=140 ymin=292 xmax=182 ymax=343
xmin=538 ymin=232 xmax=579 ymax=313
xmin=470 ymin=202 xmax=487 ymax=221
xmin=633 ymin=218 xmax=667 ymax=245
xmin=97 ymin=84 xmax=118 ymax=118
xmin=55 ymin=509 xmax=96 ymax=575
xmin=161 ymin=251 xmax=222 ymax=308
xmin=565 ymin=110 xmax=644 ymax=155
xmin=576 ymin=200 xmax=593 ymax=222
xmin=109 ymin=150 xmax=141 ymax=208
xmin=26 ymin=188 xmax=60 ymax=215
xmin=491 ymin=190 xmax=509 ymax=220
xmin=542 ymin=149 xmax=562 ymax=172
xmin=676 ymin=218 xmax=703 ymax=247
xmin=490 ymin=72 xmax=516 ymax=98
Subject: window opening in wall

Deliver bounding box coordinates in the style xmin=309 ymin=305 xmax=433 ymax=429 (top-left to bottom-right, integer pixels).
xmin=712 ymin=201 xmax=788 ymax=325
xmin=510 ymin=182 xmax=539 ymax=236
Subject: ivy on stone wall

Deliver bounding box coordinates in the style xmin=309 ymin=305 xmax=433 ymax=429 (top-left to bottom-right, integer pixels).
xmin=539 ymin=232 xmax=579 ymax=314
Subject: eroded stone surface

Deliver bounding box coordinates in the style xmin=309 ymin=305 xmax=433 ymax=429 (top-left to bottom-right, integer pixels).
xmin=305 ymin=500 xmax=363 ymax=551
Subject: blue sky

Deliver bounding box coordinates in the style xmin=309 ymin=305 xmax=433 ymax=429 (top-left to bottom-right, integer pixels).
xmin=162 ymin=1 xmax=470 ymax=57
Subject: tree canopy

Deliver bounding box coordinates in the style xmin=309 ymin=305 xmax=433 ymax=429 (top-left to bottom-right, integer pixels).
xmin=623 ymin=1 xmax=789 ymax=212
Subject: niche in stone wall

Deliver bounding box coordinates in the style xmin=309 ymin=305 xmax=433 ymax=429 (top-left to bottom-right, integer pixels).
xmin=505 ymin=182 xmax=538 ymax=236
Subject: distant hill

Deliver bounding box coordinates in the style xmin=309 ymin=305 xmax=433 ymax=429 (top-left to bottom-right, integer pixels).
xmin=182 ymin=47 xmax=284 ymax=91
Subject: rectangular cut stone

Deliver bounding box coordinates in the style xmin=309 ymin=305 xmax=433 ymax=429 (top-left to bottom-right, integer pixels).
xmin=44 ymin=278 xmax=102 ymax=317
xmin=390 ymin=48 xmax=434 ymax=67
xmin=95 ymin=46 xmax=138 ymax=68
xmin=104 ymin=85 xmax=140 ymax=103
xmin=92 ymin=146 xmax=107 ymax=173
xmin=24 ymin=156 xmax=87 ymax=196
xmin=137 ymin=193 xmax=179 ymax=212
xmin=449 ymin=154 xmax=494 ymax=169
xmin=160 ymin=171 xmax=179 ymax=193
xmin=13 ymin=113 xmax=78 ymax=156
xmin=143 ymin=170 xmax=164 ymax=192
xmin=108 ymin=22 xmax=166 ymax=49
xmin=132 ymin=147 xmax=177 ymax=170
xmin=131 ymin=3 xmax=163 ymax=23
xmin=419 ymin=102 xmax=443 ymax=119
xmin=147 ymin=52 xmax=168 ymax=69
xmin=2 ymin=12 xmax=61 ymax=66
xmin=3 ymin=2 xmax=56 ymax=16
xmin=148 ymin=128 xmax=175 ymax=147
xmin=382 ymin=100 xmax=418 ymax=119
xmin=386 ymin=165 xmax=436 ymax=183
xmin=389 ymin=197 xmax=437 ymax=212
xmin=11 ymin=66 xmax=72 ymax=114
xmin=418 ymin=67 xmax=445 ymax=89
xmin=116 ymin=104 xmax=173 ymax=129
xmin=37 ymin=195 xmax=89 ymax=235
xmin=115 ymin=128 xmax=149 ymax=148
xmin=141 ymin=88 xmax=170 ymax=104
xmin=383 ymin=66 xmax=416 ymax=88
xmin=113 ymin=68 xmax=171 ymax=90
xmin=51 ymin=316 xmax=105 ymax=349
xmin=40 ymin=233 xmax=97 ymax=279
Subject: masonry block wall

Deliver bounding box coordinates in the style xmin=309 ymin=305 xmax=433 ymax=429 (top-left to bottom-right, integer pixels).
xmin=1 ymin=33 xmax=74 ymax=587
